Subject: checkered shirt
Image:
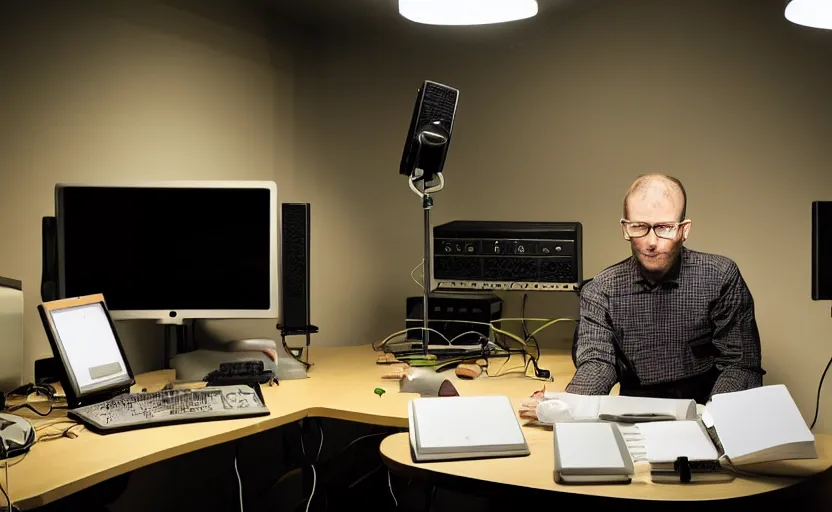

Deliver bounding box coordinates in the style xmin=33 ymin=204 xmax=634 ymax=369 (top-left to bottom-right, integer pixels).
xmin=565 ymin=247 xmax=764 ymax=400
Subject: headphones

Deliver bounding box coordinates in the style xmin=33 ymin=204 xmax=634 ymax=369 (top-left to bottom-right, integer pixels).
xmin=0 ymin=413 xmax=36 ymax=459
xmin=7 ymin=383 xmax=57 ymax=401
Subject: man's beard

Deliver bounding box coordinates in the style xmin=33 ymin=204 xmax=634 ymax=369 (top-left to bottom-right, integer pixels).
xmin=633 ymin=245 xmax=682 ymax=283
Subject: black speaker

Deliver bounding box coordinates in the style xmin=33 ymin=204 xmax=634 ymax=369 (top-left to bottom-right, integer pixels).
xmin=41 ymin=216 xmax=59 ymax=302
xmin=280 ymin=203 xmax=312 ymax=331
xmin=812 ymin=201 xmax=832 ymax=300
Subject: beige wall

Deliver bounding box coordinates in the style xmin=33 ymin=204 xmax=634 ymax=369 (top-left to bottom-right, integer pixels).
xmin=0 ymin=1 xmax=297 ymax=379
xmin=1 ymin=0 xmax=831 ymax=434
xmin=292 ymin=0 xmax=832 ymax=432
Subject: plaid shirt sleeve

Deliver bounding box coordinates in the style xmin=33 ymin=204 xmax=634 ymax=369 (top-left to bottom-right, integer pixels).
xmin=708 ymin=262 xmax=764 ymax=398
xmin=565 ymin=279 xmax=618 ymax=395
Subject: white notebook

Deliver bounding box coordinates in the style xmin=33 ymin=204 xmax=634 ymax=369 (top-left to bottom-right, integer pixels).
xmin=554 ymin=422 xmax=634 ymax=484
xmin=408 ymin=395 xmax=530 ymax=462
xmin=707 ymin=384 xmax=816 ymax=465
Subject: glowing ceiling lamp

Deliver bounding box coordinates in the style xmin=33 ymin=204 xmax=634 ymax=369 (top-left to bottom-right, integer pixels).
xmin=398 ymin=0 xmax=539 ymax=26
xmin=785 ymin=0 xmax=832 ymax=30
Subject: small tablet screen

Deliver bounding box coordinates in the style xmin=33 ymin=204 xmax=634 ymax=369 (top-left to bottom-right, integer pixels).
xmin=48 ymin=302 xmax=131 ymax=396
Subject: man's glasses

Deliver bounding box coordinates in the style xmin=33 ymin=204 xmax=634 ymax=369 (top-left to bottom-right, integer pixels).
xmin=620 ymin=218 xmax=690 ymax=240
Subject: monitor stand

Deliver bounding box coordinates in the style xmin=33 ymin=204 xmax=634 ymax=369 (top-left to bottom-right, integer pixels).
xmin=163 ymin=325 xmax=184 ymax=370
xmin=157 ymin=319 xmax=193 ymax=371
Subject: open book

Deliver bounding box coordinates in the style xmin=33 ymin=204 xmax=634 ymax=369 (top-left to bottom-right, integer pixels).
xmin=634 ymin=384 xmax=816 ymax=469
xmin=706 ymin=384 xmax=816 ymax=465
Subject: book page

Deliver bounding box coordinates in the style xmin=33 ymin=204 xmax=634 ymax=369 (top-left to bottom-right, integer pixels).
xmin=708 ymin=385 xmax=816 ymax=464
xmin=635 ymin=420 xmax=719 ymax=462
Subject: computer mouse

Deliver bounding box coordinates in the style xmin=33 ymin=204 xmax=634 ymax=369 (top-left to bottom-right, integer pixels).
xmin=400 ymin=368 xmax=458 ymax=397
xmin=0 ymin=413 xmax=35 ymax=458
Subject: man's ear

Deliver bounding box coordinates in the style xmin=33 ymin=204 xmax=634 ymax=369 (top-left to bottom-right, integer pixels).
xmin=681 ymin=220 xmax=692 ymax=241
xmin=621 ymin=223 xmax=631 ymax=241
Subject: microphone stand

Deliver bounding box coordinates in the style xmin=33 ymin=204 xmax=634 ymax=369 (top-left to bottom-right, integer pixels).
xmin=408 ymin=173 xmax=445 ymax=357
xmin=406 ymin=128 xmax=449 ymax=357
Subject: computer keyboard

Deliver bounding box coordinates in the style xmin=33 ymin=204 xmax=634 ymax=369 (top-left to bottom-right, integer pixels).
xmin=68 ymin=384 xmax=270 ymax=433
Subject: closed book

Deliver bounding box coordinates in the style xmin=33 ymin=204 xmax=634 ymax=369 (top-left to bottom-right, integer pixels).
xmin=408 ymin=395 xmax=530 ymax=462
xmin=554 ymin=422 xmax=634 ymax=484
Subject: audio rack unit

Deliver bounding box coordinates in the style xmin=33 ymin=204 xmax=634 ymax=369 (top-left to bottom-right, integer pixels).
xmin=433 ymin=221 xmax=582 ymax=292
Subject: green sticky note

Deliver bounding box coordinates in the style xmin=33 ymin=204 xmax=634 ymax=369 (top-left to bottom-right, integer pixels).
xmin=374 ymin=387 xmax=386 ymax=398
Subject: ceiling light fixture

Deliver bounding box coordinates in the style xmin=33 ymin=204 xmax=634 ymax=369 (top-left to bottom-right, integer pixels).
xmin=398 ymin=0 xmax=539 ymax=26
xmin=785 ymin=0 xmax=832 ymax=30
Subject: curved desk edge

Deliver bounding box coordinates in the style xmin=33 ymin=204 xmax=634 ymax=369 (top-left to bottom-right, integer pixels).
xmin=379 ymin=432 xmax=832 ymax=507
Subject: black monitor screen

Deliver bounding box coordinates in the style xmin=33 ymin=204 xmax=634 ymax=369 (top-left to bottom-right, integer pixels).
xmin=57 ymin=186 xmax=273 ymax=313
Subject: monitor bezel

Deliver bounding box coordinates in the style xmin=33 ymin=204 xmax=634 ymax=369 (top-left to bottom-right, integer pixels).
xmin=55 ymin=180 xmax=279 ymax=323
xmin=37 ymin=293 xmax=136 ymax=408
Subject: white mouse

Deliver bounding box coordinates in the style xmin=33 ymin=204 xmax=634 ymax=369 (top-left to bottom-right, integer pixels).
xmin=400 ymin=369 xmax=457 ymax=397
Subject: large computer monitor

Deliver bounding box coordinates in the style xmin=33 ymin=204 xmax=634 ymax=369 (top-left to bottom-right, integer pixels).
xmin=55 ymin=181 xmax=279 ymax=323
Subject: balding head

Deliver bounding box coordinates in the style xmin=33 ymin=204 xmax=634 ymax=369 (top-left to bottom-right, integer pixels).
xmin=623 ymin=174 xmax=687 ymax=222
xmin=621 ymin=174 xmax=690 ymax=282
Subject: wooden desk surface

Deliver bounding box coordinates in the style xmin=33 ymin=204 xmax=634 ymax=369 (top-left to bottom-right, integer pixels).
xmin=5 ymin=345 xmax=830 ymax=509
xmin=6 ymin=344 xmax=558 ymax=510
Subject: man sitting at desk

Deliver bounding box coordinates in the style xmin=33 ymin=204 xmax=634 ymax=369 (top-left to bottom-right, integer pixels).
xmin=565 ymin=174 xmax=764 ymax=404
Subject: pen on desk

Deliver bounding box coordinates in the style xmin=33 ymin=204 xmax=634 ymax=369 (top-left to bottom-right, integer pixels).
xmin=599 ymin=413 xmax=676 ymax=422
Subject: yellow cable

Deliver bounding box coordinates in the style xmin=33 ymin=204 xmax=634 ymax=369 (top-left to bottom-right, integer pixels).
xmin=375 ymin=317 xmax=578 ymax=375
xmin=526 ymin=317 xmax=577 ymax=339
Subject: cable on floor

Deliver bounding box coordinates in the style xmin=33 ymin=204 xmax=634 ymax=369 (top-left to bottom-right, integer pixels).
xmin=234 ymin=456 xmax=243 ymax=512
xmin=388 ymin=470 xmax=398 ymax=508
xmin=305 ymin=465 xmax=316 ymax=512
